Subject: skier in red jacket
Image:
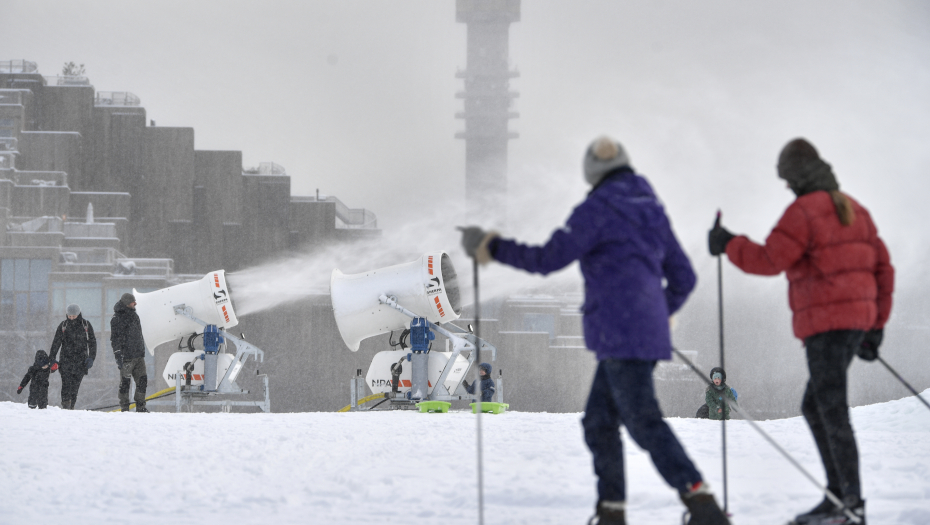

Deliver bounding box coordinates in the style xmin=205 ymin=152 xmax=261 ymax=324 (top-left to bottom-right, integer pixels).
xmin=708 ymin=138 xmax=893 ymax=525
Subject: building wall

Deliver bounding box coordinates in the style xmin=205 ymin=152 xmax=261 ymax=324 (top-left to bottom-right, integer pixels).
xmin=18 ymin=131 xmax=82 ymax=185
xmin=84 ymin=106 xmax=146 ymax=193
xmin=140 ymin=127 xmax=194 ymax=258
xmin=38 ymin=85 xmax=94 ymax=139
xmin=240 ymin=174 xmax=290 ymax=268
xmin=193 ymin=151 xmax=243 ymax=273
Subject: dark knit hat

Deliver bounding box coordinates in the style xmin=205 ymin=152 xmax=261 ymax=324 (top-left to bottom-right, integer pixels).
xmin=777 ymin=138 xmax=839 ymax=196
xmin=120 ymin=293 xmax=136 ymax=306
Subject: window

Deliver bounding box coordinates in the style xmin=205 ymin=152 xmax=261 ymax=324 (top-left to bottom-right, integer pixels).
xmin=0 ymin=118 xmax=14 ymax=138
xmin=523 ymin=313 xmax=556 ymax=341
xmin=0 ymin=259 xmax=51 ymax=331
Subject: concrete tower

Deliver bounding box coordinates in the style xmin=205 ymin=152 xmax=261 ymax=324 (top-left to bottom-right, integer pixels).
xmin=455 ymin=0 xmax=520 ymax=226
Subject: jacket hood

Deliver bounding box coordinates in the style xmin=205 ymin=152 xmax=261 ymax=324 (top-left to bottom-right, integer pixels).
xmin=479 ymin=363 xmax=492 ymax=375
xmin=34 ymin=350 xmax=49 ymax=366
xmin=113 ymin=300 xmax=133 ymax=315
xmin=593 ymin=171 xmax=665 ymax=230
xmin=709 ymin=366 xmax=727 ymax=382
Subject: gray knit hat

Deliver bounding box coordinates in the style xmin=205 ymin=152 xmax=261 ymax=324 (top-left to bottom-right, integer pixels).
xmin=120 ymin=293 xmax=136 ymax=306
xmin=66 ymin=304 xmax=81 ymax=316
xmin=583 ymin=136 xmax=631 ymax=186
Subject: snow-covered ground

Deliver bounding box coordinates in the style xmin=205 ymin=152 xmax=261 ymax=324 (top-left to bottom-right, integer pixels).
xmin=2 ymin=392 xmax=928 ymax=525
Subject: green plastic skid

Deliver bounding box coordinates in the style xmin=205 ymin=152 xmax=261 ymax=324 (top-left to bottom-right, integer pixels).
xmin=470 ymin=402 xmax=509 ymax=414
xmin=416 ymin=401 xmax=451 ymax=413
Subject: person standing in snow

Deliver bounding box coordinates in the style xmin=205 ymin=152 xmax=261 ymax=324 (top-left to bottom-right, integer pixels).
xmin=111 ymin=293 xmax=150 ymax=413
xmin=704 ymin=367 xmax=736 ymax=421
xmin=464 ymin=362 xmax=496 ymax=403
xmin=48 ymin=304 xmax=97 ymax=409
xmin=708 ymin=138 xmax=893 ymax=525
xmin=18 ymin=350 xmax=58 ymax=409
xmin=460 ymin=137 xmax=729 ymax=525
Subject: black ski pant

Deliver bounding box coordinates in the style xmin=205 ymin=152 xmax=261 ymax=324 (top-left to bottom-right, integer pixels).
xmin=118 ymin=356 xmax=147 ymax=409
xmin=802 ymin=329 xmax=864 ymax=502
xmin=60 ymin=369 xmax=85 ymax=409
xmin=28 ymin=385 xmax=49 ymax=409
xmin=582 ymin=359 xmax=703 ymax=501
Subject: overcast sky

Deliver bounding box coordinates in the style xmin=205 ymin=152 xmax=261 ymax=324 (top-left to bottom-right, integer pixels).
xmin=4 ymin=0 xmax=930 ymax=284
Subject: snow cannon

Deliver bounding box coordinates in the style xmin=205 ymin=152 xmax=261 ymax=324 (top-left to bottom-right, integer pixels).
xmin=134 ymin=271 xmax=270 ymax=413
xmin=331 ymin=252 xmax=462 ymax=351
xmin=134 ymin=270 xmax=239 ymax=354
xmin=334 ymin=254 xmax=499 ymax=409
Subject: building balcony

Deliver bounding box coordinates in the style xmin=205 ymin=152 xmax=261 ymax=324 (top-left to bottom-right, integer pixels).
xmin=95 ymin=91 xmax=140 ymax=106
xmin=0 ymin=60 xmax=38 ymax=74
xmin=44 ymin=75 xmax=91 ymax=87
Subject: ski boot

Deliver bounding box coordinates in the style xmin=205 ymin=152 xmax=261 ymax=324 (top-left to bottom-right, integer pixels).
xmin=788 ymin=497 xmax=840 ymax=524
xmin=136 ymin=405 xmax=150 ymax=413
xmin=587 ymin=500 xmax=625 ymax=525
xmin=680 ymin=482 xmax=730 ymax=525
xmin=790 ymin=496 xmax=864 ymax=525
xmin=120 ymin=405 xmax=131 ymax=412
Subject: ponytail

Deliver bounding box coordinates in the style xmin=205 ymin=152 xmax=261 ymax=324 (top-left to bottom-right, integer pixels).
xmin=830 ymin=190 xmax=855 ymax=226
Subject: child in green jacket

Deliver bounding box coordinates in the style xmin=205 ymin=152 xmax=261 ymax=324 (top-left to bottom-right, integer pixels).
xmin=705 ymin=367 xmax=737 ymax=420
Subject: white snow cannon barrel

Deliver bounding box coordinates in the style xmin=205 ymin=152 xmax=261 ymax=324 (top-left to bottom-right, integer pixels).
xmin=134 ymin=270 xmax=240 ymax=354
xmin=330 ymin=252 xmax=462 ymax=351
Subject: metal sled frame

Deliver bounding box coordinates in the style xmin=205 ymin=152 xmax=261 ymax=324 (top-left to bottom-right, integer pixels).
xmin=356 ymin=294 xmax=496 ymax=405
xmin=147 ymin=304 xmax=271 ymax=413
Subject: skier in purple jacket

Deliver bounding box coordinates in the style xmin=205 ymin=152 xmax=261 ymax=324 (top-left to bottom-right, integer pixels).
xmin=460 ymin=137 xmax=728 ymax=525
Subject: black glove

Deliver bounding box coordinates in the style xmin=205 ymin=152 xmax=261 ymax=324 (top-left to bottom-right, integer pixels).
xmin=114 ymin=351 xmax=123 ymax=369
xmin=708 ymin=223 xmax=735 ymax=256
xmin=17 ymin=386 xmax=23 ymax=395
xmin=459 ymin=226 xmax=487 ymax=259
xmin=462 ymin=380 xmax=470 ymax=389
xmin=857 ymin=328 xmax=883 ymax=361
xmin=85 ymin=357 xmax=94 ymax=369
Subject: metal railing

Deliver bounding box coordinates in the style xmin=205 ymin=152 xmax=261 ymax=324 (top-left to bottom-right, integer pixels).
xmin=331 ymin=196 xmax=377 ymax=229
xmin=95 ymin=91 xmax=140 ymax=106
xmin=244 ymin=162 xmax=287 ymax=175
xmin=0 ymin=60 xmax=38 ymax=74
xmin=44 ymin=75 xmax=91 ymax=86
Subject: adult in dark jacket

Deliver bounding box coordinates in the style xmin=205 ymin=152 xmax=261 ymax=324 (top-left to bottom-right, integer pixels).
xmin=18 ymin=350 xmax=57 ymax=409
xmin=461 ymin=137 xmax=728 ymax=525
xmin=704 ymin=367 xmax=736 ymax=421
xmin=709 ymin=138 xmax=894 ymax=525
xmin=111 ymin=293 xmax=149 ymax=412
xmin=464 ymin=362 xmax=495 ymax=403
xmin=48 ymin=304 xmax=97 ymax=409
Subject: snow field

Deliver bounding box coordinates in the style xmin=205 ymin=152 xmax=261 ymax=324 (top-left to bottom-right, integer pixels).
xmin=1 ymin=391 xmax=928 ymax=524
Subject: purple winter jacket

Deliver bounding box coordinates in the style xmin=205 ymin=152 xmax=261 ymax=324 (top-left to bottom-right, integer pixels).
xmin=491 ymin=169 xmax=696 ymax=361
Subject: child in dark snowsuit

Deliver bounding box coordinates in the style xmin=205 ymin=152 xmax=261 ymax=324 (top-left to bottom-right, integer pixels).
xmin=704 ymin=367 xmax=737 ymax=421
xmin=17 ymin=350 xmax=57 ymax=409
xmin=464 ymin=362 xmax=495 ymax=402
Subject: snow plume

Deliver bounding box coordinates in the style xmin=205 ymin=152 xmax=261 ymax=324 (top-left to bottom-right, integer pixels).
xmin=227 ymin=166 xmax=591 ymax=317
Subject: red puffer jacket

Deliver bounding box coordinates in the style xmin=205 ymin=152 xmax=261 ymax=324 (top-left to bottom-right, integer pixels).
xmin=726 ymin=191 xmax=894 ymax=340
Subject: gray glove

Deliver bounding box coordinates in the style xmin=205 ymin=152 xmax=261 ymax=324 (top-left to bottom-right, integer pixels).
xmin=459 ymin=226 xmax=487 ymax=259
xmin=458 ymin=226 xmax=498 ymax=265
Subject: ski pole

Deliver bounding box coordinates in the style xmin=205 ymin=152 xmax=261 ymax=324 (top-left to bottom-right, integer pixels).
xmin=672 ymin=347 xmax=862 ymax=524
xmin=473 ymin=257 xmax=485 ymax=525
xmin=714 ymin=210 xmax=728 ymax=513
xmin=878 ymin=356 xmax=930 ymax=412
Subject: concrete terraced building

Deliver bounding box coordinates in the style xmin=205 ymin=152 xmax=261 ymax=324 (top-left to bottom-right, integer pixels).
xmin=0 ymin=60 xmax=379 ymax=409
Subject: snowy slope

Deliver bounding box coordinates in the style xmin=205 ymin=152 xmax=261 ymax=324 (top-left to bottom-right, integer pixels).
xmin=1 ymin=392 xmax=928 ymax=525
